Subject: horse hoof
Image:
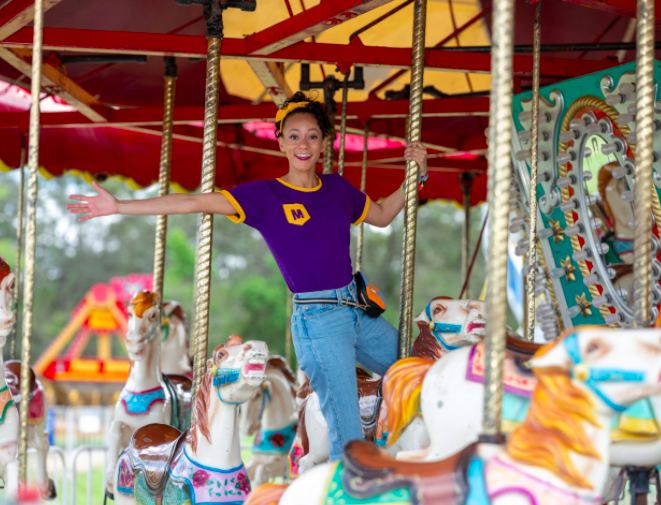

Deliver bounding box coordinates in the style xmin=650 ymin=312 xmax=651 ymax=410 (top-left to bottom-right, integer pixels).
xmin=106 ymin=489 xmax=115 ymax=501
xmin=41 ymin=479 xmax=57 ymax=501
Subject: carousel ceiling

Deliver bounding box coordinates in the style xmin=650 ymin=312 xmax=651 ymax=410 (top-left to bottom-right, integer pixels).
xmin=0 ymin=0 xmax=652 ymax=203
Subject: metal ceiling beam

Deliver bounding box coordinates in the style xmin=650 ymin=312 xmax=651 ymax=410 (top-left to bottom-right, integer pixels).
xmin=0 ymin=28 xmax=617 ymax=78
xmin=0 ymin=48 xmax=108 ymax=122
xmin=244 ymin=0 xmax=395 ymax=54
xmin=0 ymin=97 xmax=489 ymax=129
xmin=0 ymin=0 xmax=63 ymax=41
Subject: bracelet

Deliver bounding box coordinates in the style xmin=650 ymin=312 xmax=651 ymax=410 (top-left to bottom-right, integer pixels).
xmin=401 ymin=173 xmax=429 ymax=194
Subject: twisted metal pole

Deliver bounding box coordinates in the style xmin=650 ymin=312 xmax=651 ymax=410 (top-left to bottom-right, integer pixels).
xmin=397 ymin=0 xmax=427 ymax=359
xmin=323 ymin=114 xmax=335 ymax=174
xmin=9 ymin=134 xmax=26 ymax=360
xmin=460 ymin=174 xmax=473 ymax=299
xmin=285 ymin=291 xmax=293 ymax=367
xmin=337 ymin=75 xmax=350 ymax=177
xmin=153 ymin=57 xmax=177 ymax=300
xmin=192 ymin=17 xmax=223 ymax=400
xmin=356 ymin=120 xmax=370 ymax=272
xmin=525 ymin=2 xmax=542 ymax=341
xmin=19 ymin=0 xmax=44 ymax=482
xmin=633 ymin=0 xmax=654 ymax=328
xmin=482 ymin=0 xmax=515 ymax=441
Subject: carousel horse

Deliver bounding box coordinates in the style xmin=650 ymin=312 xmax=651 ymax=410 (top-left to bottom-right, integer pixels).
xmin=105 ymin=290 xmax=193 ymax=495
xmin=113 ymin=335 xmax=268 ymax=505
xmin=160 ymin=301 xmax=192 ymax=377
xmin=252 ymin=326 xmax=661 ymax=505
xmin=289 ymin=297 xmax=486 ymax=477
xmin=238 ymin=356 xmax=297 ymax=487
xmin=0 ymin=257 xmax=56 ymax=501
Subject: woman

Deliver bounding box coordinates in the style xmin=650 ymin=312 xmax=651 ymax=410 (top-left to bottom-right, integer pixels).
xmin=67 ymin=92 xmax=428 ymax=462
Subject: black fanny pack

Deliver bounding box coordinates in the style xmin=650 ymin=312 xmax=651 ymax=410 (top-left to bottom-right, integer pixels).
xmin=293 ymin=272 xmax=387 ymax=318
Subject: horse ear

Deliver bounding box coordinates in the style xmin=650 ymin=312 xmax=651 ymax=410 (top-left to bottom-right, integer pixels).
xmin=528 ymin=338 xmax=572 ymax=372
xmin=207 ymin=358 xmax=213 ymax=369
xmin=414 ymin=305 xmax=430 ymax=323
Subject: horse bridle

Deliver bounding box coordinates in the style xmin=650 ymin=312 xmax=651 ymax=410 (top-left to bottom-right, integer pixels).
xmin=211 ymin=366 xmax=242 ymax=405
xmin=426 ymin=305 xmax=462 ymax=351
xmin=563 ymin=332 xmax=646 ymax=413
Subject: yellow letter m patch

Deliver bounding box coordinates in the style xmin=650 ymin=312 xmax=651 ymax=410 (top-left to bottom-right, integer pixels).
xmin=283 ymin=204 xmax=310 ymax=225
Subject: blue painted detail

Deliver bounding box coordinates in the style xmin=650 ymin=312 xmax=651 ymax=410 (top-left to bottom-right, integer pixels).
xmin=213 ymin=368 xmax=240 ymax=386
xmin=252 ymin=422 xmax=297 ymax=454
xmin=564 ymin=332 xmax=645 ymax=412
xmin=119 ymin=387 xmax=166 ymax=415
xmin=465 ymin=457 xmax=490 ymax=505
xmin=425 ymin=304 xmax=462 ymax=351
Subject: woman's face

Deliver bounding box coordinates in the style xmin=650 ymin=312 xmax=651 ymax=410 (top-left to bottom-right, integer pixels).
xmin=278 ymin=113 xmax=327 ymax=174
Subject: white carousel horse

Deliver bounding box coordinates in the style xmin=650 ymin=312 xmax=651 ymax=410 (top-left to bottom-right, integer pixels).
xmin=288 ymin=297 xmax=485 ymax=477
xmin=114 ymin=335 xmax=268 ymax=505
xmin=160 ymin=301 xmax=192 ymax=376
xmin=106 ymin=290 xmax=192 ymax=495
xmin=239 ymin=356 xmax=297 ymax=486
xmin=0 ymin=257 xmax=56 ymax=500
xmin=250 ymin=326 xmax=661 ymax=505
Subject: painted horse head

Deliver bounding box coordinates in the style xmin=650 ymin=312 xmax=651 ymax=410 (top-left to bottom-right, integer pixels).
xmin=188 ymin=335 xmax=268 ymax=455
xmin=125 ymin=290 xmax=161 ymax=361
xmin=414 ymin=296 xmax=486 ymax=352
xmin=0 ymin=257 xmax=16 ymax=340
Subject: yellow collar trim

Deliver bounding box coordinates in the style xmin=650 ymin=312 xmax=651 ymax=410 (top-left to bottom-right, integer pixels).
xmin=276 ymin=176 xmax=322 ymax=192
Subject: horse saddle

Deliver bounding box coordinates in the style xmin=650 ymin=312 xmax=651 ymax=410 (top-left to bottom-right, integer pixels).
xmin=505 ymin=333 xmax=542 ymax=360
xmin=163 ymin=374 xmax=193 ymax=431
xmin=4 ymin=360 xmax=37 ymax=399
xmin=342 ymin=440 xmax=477 ymax=504
xmin=356 ymin=368 xmax=383 ymax=441
xmin=127 ymin=423 xmax=186 ymax=494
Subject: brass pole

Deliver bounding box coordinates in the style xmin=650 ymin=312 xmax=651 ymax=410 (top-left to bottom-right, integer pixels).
xmin=285 ymin=291 xmax=293 ymax=366
xmin=356 ymin=120 xmax=370 ymax=272
xmin=525 ymin=2 xmax=542 ymax=341
xmin=482 ymin=0 xmax=515 ymax=441
xmin=323 ymin=114 xmax=335 ymax=174
xmin=192 ymin=14 xmax=223 ymax=399
xmin=19 ymin=0 xmax=44 ymax=483
xmin=397 ymin=0 xmax=427 ymax=359
xmin=153 ymin=57 xmax=177 ymax=300
xmin=9 ymin=134 xmax=26 ymax=360
xmin=337 ymin=75 xmax=350 ymax=177
xmin=460 ymin=173 xmax=473 ymax=299
xmin=633 ymin=0 xmax=654 ymax=328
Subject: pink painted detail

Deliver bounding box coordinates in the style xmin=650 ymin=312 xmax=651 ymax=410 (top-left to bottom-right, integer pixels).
xmin=466 ymin=344 xmax=535 ymax=397
xmin=116 ymin=452 xmax=135 ymax=494
xmin=244 ymin=364 xmax=265 ymax=373
xmin=486 ymin=456 xmax=601 ymax=505
xmin=444 ymin=152 xmax=480 ymax=160
xmin=288 ymin=443 xmax=303 ymax=479
xmin=241 ymin=121 xmax=405 ymax=151
xmin=28 ymin=383 xmax=45 ymax=425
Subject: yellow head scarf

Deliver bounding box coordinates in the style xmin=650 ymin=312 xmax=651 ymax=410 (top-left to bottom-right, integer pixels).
xmin=275 ymin=101 xmax=310 ymax=130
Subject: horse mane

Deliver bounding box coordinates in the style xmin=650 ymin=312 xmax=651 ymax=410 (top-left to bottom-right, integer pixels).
xmin=129 ymin=290 xmax=159 ymax=318
xmin=163 ymin=300 xmax=188 ymax=331
xmin=244 ymin=483 xmax=288 ymax=505
xmin=266 ymin=356 xmax=296 ymax=396
xmin=383 ymin=357 xmax=435 ymax=445
xmin=506 ymin=370 xmax=600 ymax=489
xmin=597 ymin=161 xmax=621 ymax=228
xmin=186 ymin=341 xmax=233 ymax=454
xmin=0 ymin=256 xmax=11 ymax=284
xmin=412 ymin=323 xmax=443 ymax=360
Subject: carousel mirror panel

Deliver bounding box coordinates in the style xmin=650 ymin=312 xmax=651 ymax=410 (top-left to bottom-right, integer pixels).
xmin=512 ymin=61 xmax=661 ymax=334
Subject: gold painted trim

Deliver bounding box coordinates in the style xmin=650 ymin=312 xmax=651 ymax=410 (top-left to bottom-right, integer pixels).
xmin=353 ymin=197 xmax=371 ymax=226
xmin=276 ymin=176 xmax=322 ymax=192
xmin=220 ymin=190 xmax=246 ymax=224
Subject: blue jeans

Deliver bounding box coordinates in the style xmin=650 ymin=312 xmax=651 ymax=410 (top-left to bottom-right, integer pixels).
xmin=291 ymin=280 xmax=399 ymax=461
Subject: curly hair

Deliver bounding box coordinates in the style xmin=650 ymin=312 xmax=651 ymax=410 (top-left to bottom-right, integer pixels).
xmin=275 ymin=91 xmax=333 ymax=138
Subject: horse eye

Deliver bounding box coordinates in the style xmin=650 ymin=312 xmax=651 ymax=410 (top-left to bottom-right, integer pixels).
xmin=586 ymin=340 xmax=600 ymax=354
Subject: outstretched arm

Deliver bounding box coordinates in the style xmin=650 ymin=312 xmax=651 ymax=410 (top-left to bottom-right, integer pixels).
xmin=66 ymin=181 xmax=237 ymax=221
xmin=363 ymin=142 xmax=428 ymax=228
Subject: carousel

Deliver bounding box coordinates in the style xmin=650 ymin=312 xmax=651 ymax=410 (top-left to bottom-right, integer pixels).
xmin=0 ymin=0 xmax=660 ymax=503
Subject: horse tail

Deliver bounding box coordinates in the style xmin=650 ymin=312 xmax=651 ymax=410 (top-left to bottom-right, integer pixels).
xmin=245 ymin=483 xmax=288 ymax=505
xmin=382 ymin=357 xmax=435 ymax=446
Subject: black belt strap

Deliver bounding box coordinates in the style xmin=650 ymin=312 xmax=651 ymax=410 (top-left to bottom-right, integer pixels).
xmin=293 ymin=297 xmax=365 ymax=309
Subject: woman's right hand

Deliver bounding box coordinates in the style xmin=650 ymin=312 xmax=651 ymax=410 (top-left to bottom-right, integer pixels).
xmin=66 ymin=181 xmax=119 ymax=221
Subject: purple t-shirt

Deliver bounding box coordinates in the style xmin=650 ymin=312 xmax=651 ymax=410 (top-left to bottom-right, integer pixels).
xmin=221 ymin=174 xmax=369 ymax=294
